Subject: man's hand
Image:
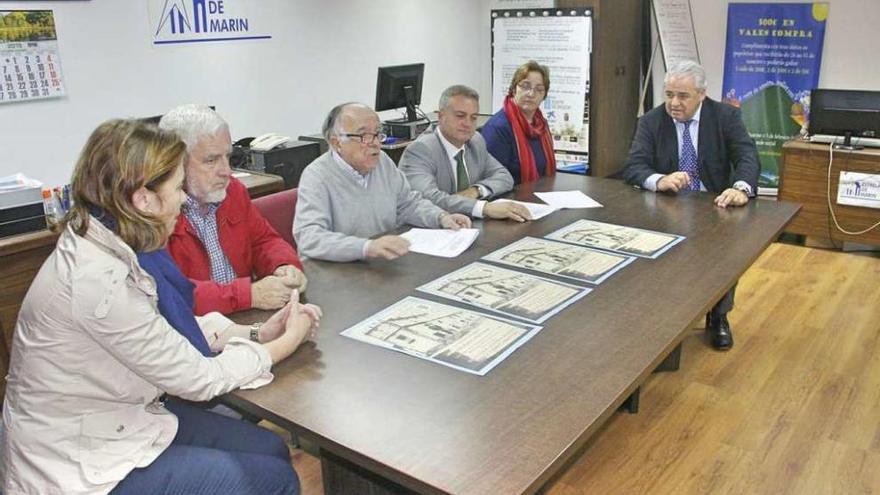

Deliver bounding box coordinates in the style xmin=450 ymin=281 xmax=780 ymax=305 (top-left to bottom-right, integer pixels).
xmin=484 ymin=200 xmax=531 ymax=222
xmin=657 ymin=171 xmax=691 ymax=193
xmin=273 ymin=264 xmax=308 ymax=292
xmin=440 ymin=213 xmax=472 ymax=230
xmin=456 ymin=186 xmax=480 ymax=199
xmin=365 ymin=235 xmax=411 ymax=260
xmin=714 ymin=188 xmax=749 ymax=208
xmin=251 ymin=274 xmax=299 ymax=310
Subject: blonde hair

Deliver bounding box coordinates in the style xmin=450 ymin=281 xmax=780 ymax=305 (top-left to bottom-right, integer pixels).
xmin=66 ymin=119 xmax=186 ymax=252
xmin=508 ymin=60 xmax=551 ymax=97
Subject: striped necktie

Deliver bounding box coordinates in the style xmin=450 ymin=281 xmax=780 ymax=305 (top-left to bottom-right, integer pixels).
xmin=679 ymin=119 xmax=701 ymax=191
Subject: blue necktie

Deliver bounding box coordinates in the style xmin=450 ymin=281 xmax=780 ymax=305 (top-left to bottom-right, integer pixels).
xmin=679 ymin=120 xmax=700 ymax=191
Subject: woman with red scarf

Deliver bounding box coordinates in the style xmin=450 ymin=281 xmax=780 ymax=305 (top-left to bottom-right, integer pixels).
xmin=481 ymin=60 xmax=556 ymax=184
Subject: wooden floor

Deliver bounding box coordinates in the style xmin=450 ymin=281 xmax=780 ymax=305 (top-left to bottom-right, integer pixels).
xmin=278 ymin=242 xmax=880 ymax=494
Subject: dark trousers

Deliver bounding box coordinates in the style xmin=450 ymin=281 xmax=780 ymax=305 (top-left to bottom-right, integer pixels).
xmin=711 ymin=284 xmax=736 ymax=316
xmin=111 ymin=400 xmax=299 ymax=495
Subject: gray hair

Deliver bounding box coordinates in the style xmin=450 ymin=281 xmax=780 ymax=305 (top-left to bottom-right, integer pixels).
xmin=438 ymin=85 xmax=479 ymax=111
xmin=158 ymin=104 xmax=229 ymax=150
xmin=664 ymin=60 xmax=707 ymax=92
xmin=321 ymin=102 xmax=371 ymax=141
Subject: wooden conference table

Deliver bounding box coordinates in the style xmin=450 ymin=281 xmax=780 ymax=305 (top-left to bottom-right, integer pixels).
xmin=224 ymin=174 xmax=800 ymax=494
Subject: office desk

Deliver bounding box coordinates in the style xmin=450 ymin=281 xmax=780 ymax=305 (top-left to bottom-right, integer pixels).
xmin=224 ymin=175 xmax=799 ymax=494
xmin=0 ymin=169 xmax=283 ymax=401
xmin=779 ymin=140 xmax=880 ymax=246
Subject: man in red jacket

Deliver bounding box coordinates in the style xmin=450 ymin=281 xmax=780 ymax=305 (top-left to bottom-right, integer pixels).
xmin=160 ymin=104 xmax=306 ymax=315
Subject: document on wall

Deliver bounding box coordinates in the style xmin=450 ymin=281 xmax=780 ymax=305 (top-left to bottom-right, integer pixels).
xmin=417 ymin=262 xmax=590 ymax=324
xmin=534 ymin=191 xmax=603 ymax=209
xmin=492 ymin=198 xmax=558 ymax=220
xmin=400 ymin=228 xmax=480 ymax=258
xmin=837 ymin=171 xmax=880 ymax=209
xmin=482 ymin=237 xmax=635 ymax=285
xmin=340 ymin=297 xmax=542 ymax=376
xmin=546 ymin=219 xmax=685 ymax=259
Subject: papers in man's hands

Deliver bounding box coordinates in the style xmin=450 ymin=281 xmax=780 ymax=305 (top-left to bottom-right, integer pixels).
xmin=492 ymin=199 xmax=558 ymax=220
xmin=534 ymin=190 xmax=603 ymax=209
xmin=400 ymin=228 xmax=480 ymax=258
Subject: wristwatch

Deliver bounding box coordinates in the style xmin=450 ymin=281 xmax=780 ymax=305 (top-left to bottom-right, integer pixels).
xmin=249 ymin=322 xmax=263 ymax=342
xmin=733 ymin=184 xmax=751 ymax=197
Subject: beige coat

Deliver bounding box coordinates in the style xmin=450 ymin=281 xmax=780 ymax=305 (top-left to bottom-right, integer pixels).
xmin=1 ymin=219 xmax=274 ymax=495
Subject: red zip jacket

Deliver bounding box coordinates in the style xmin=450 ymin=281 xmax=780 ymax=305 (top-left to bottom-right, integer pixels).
xmin=167 ymin=178 xmax=302 ymax=315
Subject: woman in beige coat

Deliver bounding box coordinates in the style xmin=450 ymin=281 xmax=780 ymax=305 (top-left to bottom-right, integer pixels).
xmin=1 ymin=120 xmax=319 ymax=495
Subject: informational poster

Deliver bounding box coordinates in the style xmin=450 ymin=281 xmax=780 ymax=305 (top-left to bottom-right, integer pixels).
xmin=417 ymin=262 xmax=591 ymax=324
xmin=652 ymin=0 xmax=700 ymax=68
xmin=721 ymin=3 xmax=828 ymax=193
xmin=341 ymin=297 xmax=542 ymax=376
xmin=491 ymin=9 xmax=592 ymax=161
xmin=0 ymin=10 xmax=66 ymax=104
xmin=482 ymin=237 xmax=635 ymax=285
xmin=546 ymin=219 xmax=685 ymax=259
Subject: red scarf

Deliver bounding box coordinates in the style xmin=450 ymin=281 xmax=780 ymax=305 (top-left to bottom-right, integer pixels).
xmin=503 ymin=94 xmax=556 ymax=183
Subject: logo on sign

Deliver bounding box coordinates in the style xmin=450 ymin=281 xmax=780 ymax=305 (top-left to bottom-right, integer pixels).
xmin=151 ymin=0 xmax=270 ymax=45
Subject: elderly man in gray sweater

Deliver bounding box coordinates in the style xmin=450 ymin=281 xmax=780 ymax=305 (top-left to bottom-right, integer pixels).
xmin=294 ymin=103 xmax=471 ymax=262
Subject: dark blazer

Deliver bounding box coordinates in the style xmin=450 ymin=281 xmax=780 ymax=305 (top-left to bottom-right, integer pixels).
xmin=622 ymin=98 xmax=760 ymax=193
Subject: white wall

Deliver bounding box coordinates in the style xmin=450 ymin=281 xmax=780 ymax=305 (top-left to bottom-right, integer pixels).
xmin=652 ymin=0 xmax=880 ymax=103
xmin=0 ymin=0 xmax=490 ymax=186
xmin=3 ymin=0 xmax=877 ymax=186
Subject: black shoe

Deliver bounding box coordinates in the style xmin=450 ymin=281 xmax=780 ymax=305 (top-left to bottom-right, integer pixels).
xmin=706 ymin=313 xmax=734 ymax=351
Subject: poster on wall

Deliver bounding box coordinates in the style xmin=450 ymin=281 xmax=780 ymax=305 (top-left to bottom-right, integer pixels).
xmin=0 ymin=10 xmax=66 ymax=104
xmin=491 ymin=9 xmax=592 ymax=167
xmin=147 ymin=0 xmax=272 ymax=45
xmin=652 ymin=0 xmax=700 ymax=68
xmin=721 ymin=3 xmax=828 ymax=194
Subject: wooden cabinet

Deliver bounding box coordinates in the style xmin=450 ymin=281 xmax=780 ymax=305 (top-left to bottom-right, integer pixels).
xmin=559 ymin=0 xmax=646 ymax=178
xmin=779 ymin=140 xmax=880 ymax=246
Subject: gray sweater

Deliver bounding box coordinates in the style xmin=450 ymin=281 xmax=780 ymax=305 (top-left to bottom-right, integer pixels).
xmin=293 ymin=151 xmax=446 ymax=262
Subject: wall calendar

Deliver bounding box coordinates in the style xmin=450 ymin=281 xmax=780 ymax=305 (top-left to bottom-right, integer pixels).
xmin=0 ymin=11 xmax=66 ymax=104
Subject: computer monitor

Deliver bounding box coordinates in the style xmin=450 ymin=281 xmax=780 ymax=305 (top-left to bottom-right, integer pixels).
xmin=375 ymin=63 xmax=424 ymax=122
xmin=809 ymin=89 xmax=880 ymax=149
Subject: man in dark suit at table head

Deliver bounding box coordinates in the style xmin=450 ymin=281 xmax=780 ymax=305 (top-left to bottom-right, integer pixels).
xmin=622 ymin=60 xmax=760 ymax=351
xmin=399 ymin=85 xmax=530 ymax=222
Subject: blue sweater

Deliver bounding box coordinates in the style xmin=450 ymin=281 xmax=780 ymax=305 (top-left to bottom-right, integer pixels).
xmin=480 ymin=110 xmax=548 ymax=184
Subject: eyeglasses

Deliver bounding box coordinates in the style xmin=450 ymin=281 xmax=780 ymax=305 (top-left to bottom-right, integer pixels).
xmin=517 ymin=82 xmax=546 ymax=95
xmin=339 ymin=132 xmax=387 ymax=144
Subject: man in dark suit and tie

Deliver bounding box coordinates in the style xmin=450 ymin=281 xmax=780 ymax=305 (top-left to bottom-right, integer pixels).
xmin=623 ymin=60 xmax=760 ymax=350
xmin=399 ymin=85 xmax=530 ymax=222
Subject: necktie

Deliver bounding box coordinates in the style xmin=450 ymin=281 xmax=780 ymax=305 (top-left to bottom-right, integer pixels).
xmin=679 ymin=119 xmax=701 ymax=191
xmin=455 ymin=150 xmax=469 ymax=192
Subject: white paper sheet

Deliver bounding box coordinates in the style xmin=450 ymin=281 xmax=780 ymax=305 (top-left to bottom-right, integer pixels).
xmin=400 ymin=228 xmax=480 ymax=258
xmin=534 ymin=190 xmax=603 ymax=209
xmin=492 ymin=199 xmax=559 ymax=220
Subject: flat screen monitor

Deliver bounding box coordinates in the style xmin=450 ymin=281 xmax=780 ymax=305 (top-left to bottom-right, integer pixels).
xmin=809 ymin=89 xmax=880 ymax=148
xmin=375 ymin=63 xmax=424 ymax=122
